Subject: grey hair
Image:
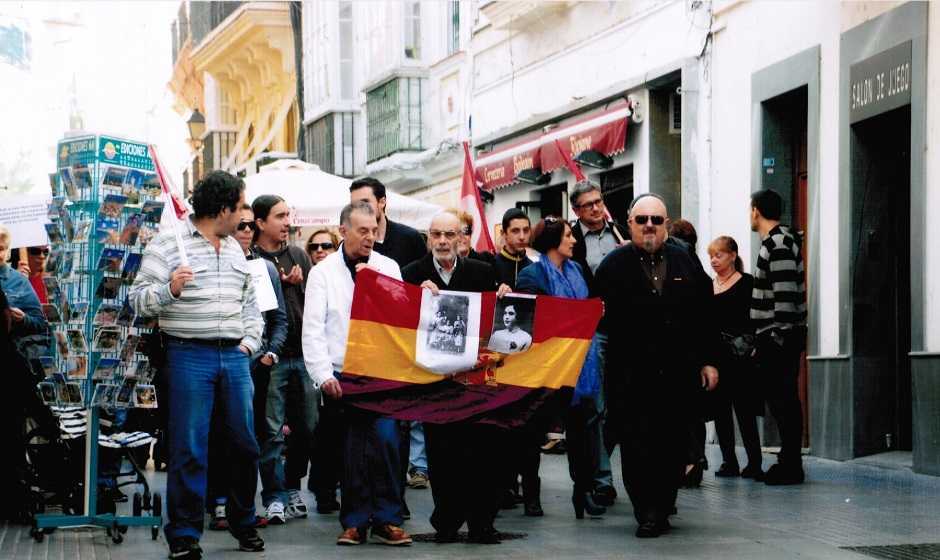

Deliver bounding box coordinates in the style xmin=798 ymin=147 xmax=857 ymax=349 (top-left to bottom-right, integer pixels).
xmin=568 ymin=180 xmax=602 ymax=207
xmin=340 ymin=200 xmax=376 ymax=227
xmin=628 ymin=192 xmax=667 ymax=215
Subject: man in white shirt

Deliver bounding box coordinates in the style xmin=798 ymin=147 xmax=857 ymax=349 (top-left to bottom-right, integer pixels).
xmin=301 ymin=201 xmax=412 ymax=546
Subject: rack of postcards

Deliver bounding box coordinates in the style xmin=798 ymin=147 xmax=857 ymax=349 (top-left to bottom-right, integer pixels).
xmin=31 ymin=134 xmax=163 ymax=542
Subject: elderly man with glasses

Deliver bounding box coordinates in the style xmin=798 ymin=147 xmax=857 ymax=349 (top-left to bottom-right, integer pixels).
xmin=593 ymin=193 xmax=719 ymax=539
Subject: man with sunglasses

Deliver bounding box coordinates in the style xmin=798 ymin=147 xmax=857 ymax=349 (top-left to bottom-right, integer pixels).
xmin=593 ymin=193 xmax=719 ymax=539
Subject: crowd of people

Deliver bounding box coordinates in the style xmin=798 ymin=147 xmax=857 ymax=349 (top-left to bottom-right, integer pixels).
xmin=0 ymin=169 xmax=806 ymax=558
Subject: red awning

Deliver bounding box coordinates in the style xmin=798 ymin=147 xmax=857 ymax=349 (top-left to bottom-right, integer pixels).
xmin=475 ymin=99 xmax=632 ymax=191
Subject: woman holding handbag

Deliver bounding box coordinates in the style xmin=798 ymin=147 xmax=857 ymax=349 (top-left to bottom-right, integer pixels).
xmin=708 ymin=236 xmax=764 ymax=479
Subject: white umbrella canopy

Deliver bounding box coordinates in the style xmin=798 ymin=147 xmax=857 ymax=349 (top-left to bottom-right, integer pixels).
xmin=244 ymin=159 xmax=441 ymax=230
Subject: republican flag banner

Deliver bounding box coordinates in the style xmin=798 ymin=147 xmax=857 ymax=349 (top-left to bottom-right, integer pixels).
xmin=460 ymin=142 xmax=496 ymax=254
xmin=148 ymin=144 xmax=190 ymax=266
xmin=340 ymin=269 xmax=602 ymax=426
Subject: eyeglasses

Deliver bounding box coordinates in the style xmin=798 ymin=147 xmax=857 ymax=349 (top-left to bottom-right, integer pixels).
xmin=307 ymin=242 xmax=335 ymax=251
xmin=428 ymin=230 xmax=459 ymax=240
xmin=574 ymin=198 xmax=604 ymax=210
xmin=28 ymin=247 xmax=50 ymax=256
xmin=632 ymin=215 xmax=666 ymax=226
xmin=236 ymin=221 xmax=256 ymax=232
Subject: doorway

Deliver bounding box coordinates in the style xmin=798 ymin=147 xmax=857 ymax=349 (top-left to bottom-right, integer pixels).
xmin=515 ymin=183 xmax=568 ymax=222
xmin=599 ymin=165 xmax=634 ymax=226
xmin=850 ymin=105 xmax=912 ymax=456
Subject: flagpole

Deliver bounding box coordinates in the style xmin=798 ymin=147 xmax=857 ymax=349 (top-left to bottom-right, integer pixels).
xmin=148 ymin=145 xmax=190 ymax=267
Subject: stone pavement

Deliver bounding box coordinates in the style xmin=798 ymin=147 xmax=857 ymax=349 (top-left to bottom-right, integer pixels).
xmin=2 ymin=444 xmax=940 ymax=560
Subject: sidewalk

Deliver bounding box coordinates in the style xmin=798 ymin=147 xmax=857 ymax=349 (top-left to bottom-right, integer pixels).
xmin=2 ymin=444 xmax=939 ymax=559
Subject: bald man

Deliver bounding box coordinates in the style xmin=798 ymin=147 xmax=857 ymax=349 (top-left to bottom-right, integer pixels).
xmin=593 ymin=194 xmax=719 ymax=538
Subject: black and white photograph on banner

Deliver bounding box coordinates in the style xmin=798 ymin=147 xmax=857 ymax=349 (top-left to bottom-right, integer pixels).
xmin=415 ymin=290 xmax=481 ymax=374
xmin=487 ymin=294 xmax=536 ymax=354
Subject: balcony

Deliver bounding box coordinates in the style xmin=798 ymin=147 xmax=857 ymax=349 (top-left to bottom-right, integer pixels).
xmin=366 ymin=77 xmax=425 ymax=163
xmin=479 ymin=1 xmax=579 ymax=30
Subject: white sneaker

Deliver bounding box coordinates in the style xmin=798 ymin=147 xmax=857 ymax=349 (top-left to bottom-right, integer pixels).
xmin=286 ymin=490 xmax=308 ymax=519
xmin=265 ymin=500 xmax=287 ymax=525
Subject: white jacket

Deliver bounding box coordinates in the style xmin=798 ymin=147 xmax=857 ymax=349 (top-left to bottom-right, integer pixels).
xmin=302 ymin=247 xmax=402 ymax=387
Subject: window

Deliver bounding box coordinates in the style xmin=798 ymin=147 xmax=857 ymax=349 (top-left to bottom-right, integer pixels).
xmin=219 ymin=87 xmax=237 ymax=126
xmin=338 ymin=1 xmax=354 ymax=100
xmin=305 ymin=112 xmax=358 ymax=177
xmin=447 ymin=1 xmax=459 ymax=55
xmin=403 ymin=1 xmax=421 ymax=59
xmin=366 ymin=78 xmax=424 ymax=162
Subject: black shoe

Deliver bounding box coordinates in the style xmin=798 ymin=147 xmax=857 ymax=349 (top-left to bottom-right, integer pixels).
xmin=635 ymin=521 xmax=660 ymax=538
xmin=764 ymin=464 xmax=804 ymax=486
xmin=523 ymin=500 xmax=544 ymax=517
xmin=741 ymin=464 xmax=765 ymax=480
xmin=715 ymin=463 xmax=740 ymax=477
xmin=435 ymin=530 xmax=460 ymax=544
xmin=572 ymin=491 xmax=606 ymax=519
xmin=522 ymin=477 xmax=543 ymax=517
xmin=467 ymin=527 xmax=501 ymax=544
xmin=592 ymin=485 xmax=616 ymax=507
xmin=231 ymin=527 xmax=265 ymax=552
xmin=104 ymin=487 xmax=128 ymax=503
xmin=168 ymin=537 xmax=202 ymax=559
xmin=682 ymin=462 xmax=704 ymax=488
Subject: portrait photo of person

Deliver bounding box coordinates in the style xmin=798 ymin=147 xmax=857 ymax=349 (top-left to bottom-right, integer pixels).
xmin=487 ymin=295 xmax=536 ymax=354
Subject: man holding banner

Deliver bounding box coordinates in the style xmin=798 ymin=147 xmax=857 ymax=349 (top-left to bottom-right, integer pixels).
xmin=301 ymin=201 xmax=411 ymax=547
xmin=402 ymin=211 xmax=510 ymax=544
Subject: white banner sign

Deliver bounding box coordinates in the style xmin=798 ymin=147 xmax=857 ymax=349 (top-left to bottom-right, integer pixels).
xmin=0 ymin=194 xmax=52 ymax=248
xmin=245 ymin=258 xmax=279 ymax=313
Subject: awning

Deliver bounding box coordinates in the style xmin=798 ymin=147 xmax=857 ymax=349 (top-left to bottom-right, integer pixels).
xmin=474 ymin=99 xmax=632 ymax=191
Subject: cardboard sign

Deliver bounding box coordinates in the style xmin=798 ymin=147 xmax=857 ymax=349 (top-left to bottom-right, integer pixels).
xmin=0 ymin=194 xmax=52 ymax=248
xmin=245 ymin=258 xmax=278 ymax=313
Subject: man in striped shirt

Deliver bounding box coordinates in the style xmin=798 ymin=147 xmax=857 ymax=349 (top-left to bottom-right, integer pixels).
xmin=749 ymin=188 xmax=807 ymax=486
xmin=130 ymin=171 xmax=264 ymax=559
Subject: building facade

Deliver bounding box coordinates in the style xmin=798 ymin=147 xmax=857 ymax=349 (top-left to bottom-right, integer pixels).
xmin=169 ymin=1 xmax=299 ymax=193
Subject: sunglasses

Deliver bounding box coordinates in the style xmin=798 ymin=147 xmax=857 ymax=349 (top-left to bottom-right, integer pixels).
xmin=236 ymin=221 xmax=257 ymax=232
xmin=28 ymin=247 xmax=51 ymax=256
xmin=307 ymin=242 xmax=335 ymax=251
xmin=632 ymin=215 xmax=666 ymax=226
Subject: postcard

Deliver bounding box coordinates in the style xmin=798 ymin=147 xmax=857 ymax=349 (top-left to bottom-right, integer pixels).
xmin=72 ymin=220 xmax=92 ymax=243
xmin=92 ymin=327 xmax=121 ymax=352
xmin=91 ymin=383 xmax=118 ymax=408
xmin=119 ymin=213 xmax=142 ymax=245
xmin=66 ymin=328 xmax=88 ymax=353
xmin=116 ymin=298 xmax=135 ymax=327
xmin=63 ymin=382 xmax=84 ymax=405
xmin=133 ymin=314 xmax=158 ymax=329
xmin=135 ymin=384 xmax=157 ymax=408
xmin=48 ymin=196 xmax=66 ymax=218
xmin=45 ymin=249 xmax=63 ymax=275
xmin=114 ymin=377 xmax=138 ymax=408
xmin=92 ymin=302 xmax=121 ymax=326
xmin=95 ymin=276 xmax=122 ymax=300
xmin=101 ymin=165 xmax=128 ymax=190
xmin=58 ymin=250 xmax=75 ymax=280
xmin=141 ymin=173 xmax=162 ymax=198
xmin=45 ymin=222 xmax=64 ymax=245
xmin=138 ymin=224 xmax=156 ymax=247
xmin=41 ymin=303 xmax=62 ymax=323
xmin=119 ymin=334 xmax=140 ymax=363
xmin=65 ymin=355 xmax=88 ymax=379
xmin=57 ymin=208 xmax=74 ymax=242
xmin=92 ymin=357 xmax=121 ymax=380
xmin=38 ymin=382 xmax=58 ymax=406
xmin=99 ymin=193 xmax=128 ymax=219
xmin=72 ymin=164 xmax=92 ymax=191
xmin=95 ymin=216 xmax=121 ymax=245
xmin=54 ymin=331 xmax=70 ymax=357
xmin=141 ymin=200 xmax=164 ymax=223
xmin=39 ymin=356 xmax=57 ymax=376
xmin=122 ymin=252 xmax=143 ymax=284
xmin=96 ymin=247 xmax=125 ymax=274
xmin=127 ymin=357 xmax=150 ymax=379
xmin=68 ymin=302 xmax=88 ymax=323
xmin=60 ymin=167 xmax=79 ymax=201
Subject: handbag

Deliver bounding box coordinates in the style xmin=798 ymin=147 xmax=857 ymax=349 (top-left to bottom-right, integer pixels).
xmin=720 ymin=331 xmax=754 ymax=358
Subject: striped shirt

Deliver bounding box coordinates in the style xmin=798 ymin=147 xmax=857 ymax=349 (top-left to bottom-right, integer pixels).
xmin=129 ymin=218 xmax=263 ymax=352
xmin=750 ymin=224 xmax=806 ymax=335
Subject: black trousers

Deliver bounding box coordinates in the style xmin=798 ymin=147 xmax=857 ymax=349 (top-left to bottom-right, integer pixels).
xmin=425 ymin=422 xmax=504 ymax=534
xmin=756 ymin=333 xmax=804 ymax=466
xmin=305 ymin=398 xmax=344 ymax=503
xmin=713 ymin=358 xmax=762 ymax=468
xmin=566 ymin=400 xmax=600 ymax=494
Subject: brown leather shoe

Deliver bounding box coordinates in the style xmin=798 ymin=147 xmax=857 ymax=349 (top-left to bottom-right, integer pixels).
xmin=336 ymin=527 xmax=364 ymax=546
xmin=371 ymin=524 xmax=413 ymax=545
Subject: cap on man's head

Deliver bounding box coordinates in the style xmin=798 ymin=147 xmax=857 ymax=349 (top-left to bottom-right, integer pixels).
xmin=501 ymin=208 xmax=530 ymax=231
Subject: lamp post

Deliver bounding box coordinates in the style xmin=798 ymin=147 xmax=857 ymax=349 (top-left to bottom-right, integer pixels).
xmin=187 ymin=109 xmax=206 ymax=184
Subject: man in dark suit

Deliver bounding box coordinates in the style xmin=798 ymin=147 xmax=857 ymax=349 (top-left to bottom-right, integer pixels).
xmin=402 ymin=212 xmax=510 ymax=544
xmin=593 ymin=193 xmax=719 ymax=538
xmin=568 ymin=180 xmax=627 ymax=289
xmin=350 ymin=177 xmax=426 ymax=269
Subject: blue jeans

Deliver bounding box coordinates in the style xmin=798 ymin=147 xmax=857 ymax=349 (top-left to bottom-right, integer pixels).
xmin=260 ymin=357 xmax=317 ymax=506
xmin=409 ymin=421 xmax=427 ymax=474
xmin=341 ymin=405 xmax=404 ymax=529
xmin=165 ymin=341 xmax=259 ymax=541
xmin=592 ymin=332 xmax=614 ymax=489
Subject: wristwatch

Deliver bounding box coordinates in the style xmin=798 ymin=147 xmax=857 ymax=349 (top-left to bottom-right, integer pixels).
xmin=264 ymin=352 xmax=279 ymax=364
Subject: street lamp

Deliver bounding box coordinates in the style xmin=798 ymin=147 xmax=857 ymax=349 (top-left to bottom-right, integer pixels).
xmin=187 ymin=109 xmax=206 ymax=148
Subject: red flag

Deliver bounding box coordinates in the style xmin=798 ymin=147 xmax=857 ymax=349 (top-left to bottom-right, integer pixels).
xmin=553 ymin=138 xmax=586 ymax=182
xmin=460 ymin=142 xmax=495 ymax=254
xmin=149 ymin=145 xmax=189 ymax=220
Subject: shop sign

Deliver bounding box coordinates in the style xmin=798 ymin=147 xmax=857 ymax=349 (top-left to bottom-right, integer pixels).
xmin=57 ymin=137 xmax=96 ymax=168
xmin=98 ymin=136 xmax=154 ymax=171
xmin=849 ymin=40 xmax=912 ymax=124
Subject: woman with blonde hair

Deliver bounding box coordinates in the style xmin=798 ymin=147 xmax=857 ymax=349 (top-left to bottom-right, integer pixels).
xmin=305 ymin=228 xmax=339 ymax=265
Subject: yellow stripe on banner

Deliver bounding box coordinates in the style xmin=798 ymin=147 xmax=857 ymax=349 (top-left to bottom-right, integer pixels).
xmin=343 ymin=319 xmax=591 ymax=389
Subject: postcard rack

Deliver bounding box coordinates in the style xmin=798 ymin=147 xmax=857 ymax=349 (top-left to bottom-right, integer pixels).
xmin=31 ymin=134 xmax=163 ymax=543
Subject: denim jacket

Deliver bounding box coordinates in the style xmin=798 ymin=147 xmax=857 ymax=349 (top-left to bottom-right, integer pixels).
xmin=0 ymin=264 xmax=48 ymax=338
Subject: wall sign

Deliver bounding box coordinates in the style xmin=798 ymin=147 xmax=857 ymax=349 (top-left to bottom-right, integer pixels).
xmin=849 ymin=40 xmax=912 ymax=124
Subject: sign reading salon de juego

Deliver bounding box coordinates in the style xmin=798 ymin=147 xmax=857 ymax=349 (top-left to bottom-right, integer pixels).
xmin=849 ymin=40 xmax=912 ymax=124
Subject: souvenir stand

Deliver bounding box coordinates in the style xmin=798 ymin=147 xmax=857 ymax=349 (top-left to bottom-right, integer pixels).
xmin=32 ymin=134 xmax=163 ymax=543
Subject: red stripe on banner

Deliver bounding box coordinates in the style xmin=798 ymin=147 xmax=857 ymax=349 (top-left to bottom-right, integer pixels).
xmin=350 ymin=269 xmax=422 ymax=329
xmin=529 ymin=294 xmax=602 ymax=342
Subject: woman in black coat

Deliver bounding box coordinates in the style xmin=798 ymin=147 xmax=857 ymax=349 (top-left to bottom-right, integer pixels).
xmin=707 ymin=236 xmax=763 ymax=479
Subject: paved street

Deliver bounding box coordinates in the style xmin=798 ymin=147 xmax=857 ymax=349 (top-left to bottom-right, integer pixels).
xmin=2 ymin=444 xmax=940 ymax=560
